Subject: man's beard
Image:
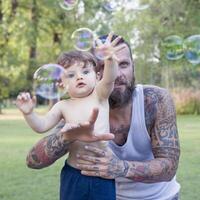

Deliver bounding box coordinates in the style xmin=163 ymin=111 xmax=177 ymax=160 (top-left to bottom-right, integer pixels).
xmin=109 ymin=76 xmax=135 ymax=109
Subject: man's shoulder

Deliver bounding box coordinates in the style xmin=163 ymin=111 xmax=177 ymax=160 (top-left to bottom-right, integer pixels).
xmin=142 ymin=84 xmax=169 ymax=100
xmin=142 ymin=84 xmax=167 ymax=93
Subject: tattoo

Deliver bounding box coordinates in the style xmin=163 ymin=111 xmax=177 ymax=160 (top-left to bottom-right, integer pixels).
xmin=124 ymin=86 xmax=180 ymax=182
xmin=26 ymin=132 xmax=71 ymax=169
xmin=46 ymin=133 xmax=71 ymax=158
xmin=107 ymin=155 xmax=129 ymax=178
xmin=111 ymin=125 xmax=130 ymax=146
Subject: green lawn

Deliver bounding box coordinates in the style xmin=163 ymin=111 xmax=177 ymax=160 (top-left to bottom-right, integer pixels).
xmin=0 ymin=114 xmax=199 ymax=200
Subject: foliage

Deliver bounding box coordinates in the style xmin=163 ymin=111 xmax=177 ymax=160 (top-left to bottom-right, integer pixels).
xmin=172 ymin=88 xmax=200 ymax=115
xmin=0 ymin=0 xmax=199 ymax=113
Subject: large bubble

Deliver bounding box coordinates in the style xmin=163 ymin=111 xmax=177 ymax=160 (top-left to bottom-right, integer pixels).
xmin=33 ymin=64 xmax=66 ymax=100
xmin=162 ymin=35 xmax=184 ymax=60
xmin=71 ymin=28 xmax=95 ymax=51
xmin=184 ymin=35 xmax=200 ymax=65
xmin=58 ymin=0 xmax=78 ymax=11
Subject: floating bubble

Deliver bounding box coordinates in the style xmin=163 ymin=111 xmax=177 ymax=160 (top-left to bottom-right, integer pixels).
xmin=71 ymin=28 xmax=94 ymax=51
xmin=184 ymin=35 xmax=200 ymax=65
xmin=162 ymin=35 xmax=184 ymax=60
xmin=103 ymin=0 xmax=118 ymax=12
xmin=58 ymin=0 xmax=78 ymax=11
xmin=33 ymin=64 xmax=66 ymax=100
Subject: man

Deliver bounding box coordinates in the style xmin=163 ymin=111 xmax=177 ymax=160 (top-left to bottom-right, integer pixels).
xmin=26 ymin=34 xmax=180 ymax=200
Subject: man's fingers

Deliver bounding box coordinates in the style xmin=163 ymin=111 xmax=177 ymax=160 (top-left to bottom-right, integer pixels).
xmin=77 ymin=154 xmax=105 ymax=164
xmin=84 ymin=145 xmax=107 ymax=157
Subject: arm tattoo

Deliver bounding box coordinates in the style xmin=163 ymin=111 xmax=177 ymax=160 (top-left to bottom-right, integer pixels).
xmin=124 ymin=86 xmax=180 ymax=183
xmin=107 ymin=155 xmax=129 ymax=177
xmin=26 ymin=132 xmax=71 ymax=169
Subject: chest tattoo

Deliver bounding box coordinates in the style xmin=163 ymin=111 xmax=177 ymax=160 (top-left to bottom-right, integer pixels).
xmin=111 ymin=125 xmax=130 ymax=146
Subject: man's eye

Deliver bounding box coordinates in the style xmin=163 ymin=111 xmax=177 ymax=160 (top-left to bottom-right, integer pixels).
xmin=66 ymin=74 xmax=74 ymax=78
xmin=83 ymin=70 xmax=90 ymax=74
xmin=120 ymin=63 xmax=129 ymax=68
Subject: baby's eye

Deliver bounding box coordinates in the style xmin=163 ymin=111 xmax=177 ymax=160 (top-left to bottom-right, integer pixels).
xmin=66 ymin=73 xmax=74 ymax=78
xmin=83 ymin=70 xmax=90 ymax=74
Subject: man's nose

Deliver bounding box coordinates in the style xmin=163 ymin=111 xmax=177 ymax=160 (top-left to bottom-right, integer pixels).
xmin=117 ymin=68 xmax=123 ymax=77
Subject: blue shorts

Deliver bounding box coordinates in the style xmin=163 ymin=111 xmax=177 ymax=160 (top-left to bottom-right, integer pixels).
xmin=60 ymin=161 xmax=116 ymax=200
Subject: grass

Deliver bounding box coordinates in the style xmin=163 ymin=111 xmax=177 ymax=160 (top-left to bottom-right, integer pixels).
xmin=0 ymin=109 xmax=199 ymax=200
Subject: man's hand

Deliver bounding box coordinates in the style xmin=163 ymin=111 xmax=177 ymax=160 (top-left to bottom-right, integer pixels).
xmin=60 ymin=108 xmax=115 ymax=143
xmin=76 ymin=145 xmax=129 ymax=179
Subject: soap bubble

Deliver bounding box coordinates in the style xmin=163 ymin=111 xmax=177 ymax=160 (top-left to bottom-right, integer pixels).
xmin=184 ymin=35 xmax=200 ymax=65
xmin=58 ymin=0 xmax=78 ymax=11
xmin=71 ymin=28 xmax=94 ymax=51
xmin=33 ymin=64 xmax=66 ymax=100
xmin=162 ymin=35 xmax=184 ymax=60
xmin=103 ymin=0 xmax=118 ymax=12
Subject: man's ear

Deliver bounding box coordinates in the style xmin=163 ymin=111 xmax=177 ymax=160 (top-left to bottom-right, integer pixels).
xmin=96 ymin=72 xmax=101 ymax=81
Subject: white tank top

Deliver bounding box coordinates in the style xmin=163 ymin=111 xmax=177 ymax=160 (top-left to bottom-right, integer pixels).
xmin=109 ymin=84 xmax=180 ymax=200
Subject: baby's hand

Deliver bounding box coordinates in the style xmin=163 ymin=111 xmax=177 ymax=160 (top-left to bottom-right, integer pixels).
xmin=95 ymin=32 xmax=125 ymax=61
xmin=15 ymin=92 xmax=36 ymax=115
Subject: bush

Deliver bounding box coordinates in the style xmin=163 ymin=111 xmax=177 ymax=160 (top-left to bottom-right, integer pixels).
xmin=172 ymin=88 xmax=200 ymax=115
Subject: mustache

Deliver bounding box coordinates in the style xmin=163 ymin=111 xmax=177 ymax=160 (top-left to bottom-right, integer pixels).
xmin=114 ymin=77 xmax=128 ymax=85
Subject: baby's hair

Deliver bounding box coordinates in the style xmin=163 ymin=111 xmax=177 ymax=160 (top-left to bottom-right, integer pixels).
xmin=57 ymin=51 xmax=98 ymax=72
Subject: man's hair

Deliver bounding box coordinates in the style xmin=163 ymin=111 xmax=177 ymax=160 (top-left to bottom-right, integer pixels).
xmin=57 ymin=51 xmax=98 ymax=72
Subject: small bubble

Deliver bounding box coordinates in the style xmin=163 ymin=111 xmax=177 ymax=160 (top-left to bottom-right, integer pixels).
xmin=162 ymin=35 xmax=184 ymax=60
xmin=184 ymin=35 xmax=200 ymax=65
xmin=58 ymin=0 xmax=78 ymax=11
xmin=71 ymin=28 xmax=94 ymax=51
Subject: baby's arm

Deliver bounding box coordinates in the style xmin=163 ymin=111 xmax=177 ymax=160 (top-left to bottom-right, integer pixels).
xmin=95 ymin=33 xmax=124 ymax=100
xmin=16 ymin=92 xmax=62 ymax=133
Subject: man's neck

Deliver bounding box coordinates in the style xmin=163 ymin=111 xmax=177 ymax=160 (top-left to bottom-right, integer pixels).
xmin=109 ymin=102 xmax=132 ymax=146
xmin=110 ymin=102 xmax=132 ymax=122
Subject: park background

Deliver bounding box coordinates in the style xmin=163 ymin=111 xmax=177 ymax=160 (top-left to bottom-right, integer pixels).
xmin=0 ymin=0 xmax=199 ymax=199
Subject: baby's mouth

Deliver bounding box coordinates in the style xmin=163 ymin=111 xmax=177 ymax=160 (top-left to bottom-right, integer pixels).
xmin=76 ymin=82 xmax=86 ymax=88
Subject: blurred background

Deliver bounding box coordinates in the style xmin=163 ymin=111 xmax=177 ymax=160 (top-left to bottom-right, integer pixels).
xmin=0 ymin=0 xmax=199 ymax=200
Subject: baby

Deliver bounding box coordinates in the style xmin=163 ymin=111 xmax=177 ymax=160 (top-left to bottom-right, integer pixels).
xmin=16 ymin=33 xmax=124 ymax=200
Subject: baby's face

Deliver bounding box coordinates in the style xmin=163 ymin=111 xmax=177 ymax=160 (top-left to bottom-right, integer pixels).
xmin=61 ymin=61 xmax=97 ymax=98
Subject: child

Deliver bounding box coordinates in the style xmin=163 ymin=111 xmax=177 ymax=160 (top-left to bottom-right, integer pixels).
xmin=16 ymin=33 xmax=123 ymax=200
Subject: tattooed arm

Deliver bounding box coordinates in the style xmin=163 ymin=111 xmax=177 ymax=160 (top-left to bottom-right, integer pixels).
xmin=26 ymin=109 xmax=114 ymax=169
xmin=77 ymin=86 xmax=180 ymax=183
xmin=26 ymin=122 xmax=71 ymax=169
xmin=124 ymin=86 xmax=180 ymax=182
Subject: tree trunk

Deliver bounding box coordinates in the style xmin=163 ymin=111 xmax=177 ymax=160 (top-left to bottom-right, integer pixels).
xmin=26 ymin=0 xmax=38 ymax=90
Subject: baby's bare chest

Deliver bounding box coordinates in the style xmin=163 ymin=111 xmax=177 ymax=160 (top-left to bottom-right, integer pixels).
xmin=61 ymin=98 xmax=109 ymax=124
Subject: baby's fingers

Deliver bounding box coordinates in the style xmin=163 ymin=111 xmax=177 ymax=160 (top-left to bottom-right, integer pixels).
xmin=111 ymin=35 xmax=122 ymax=47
